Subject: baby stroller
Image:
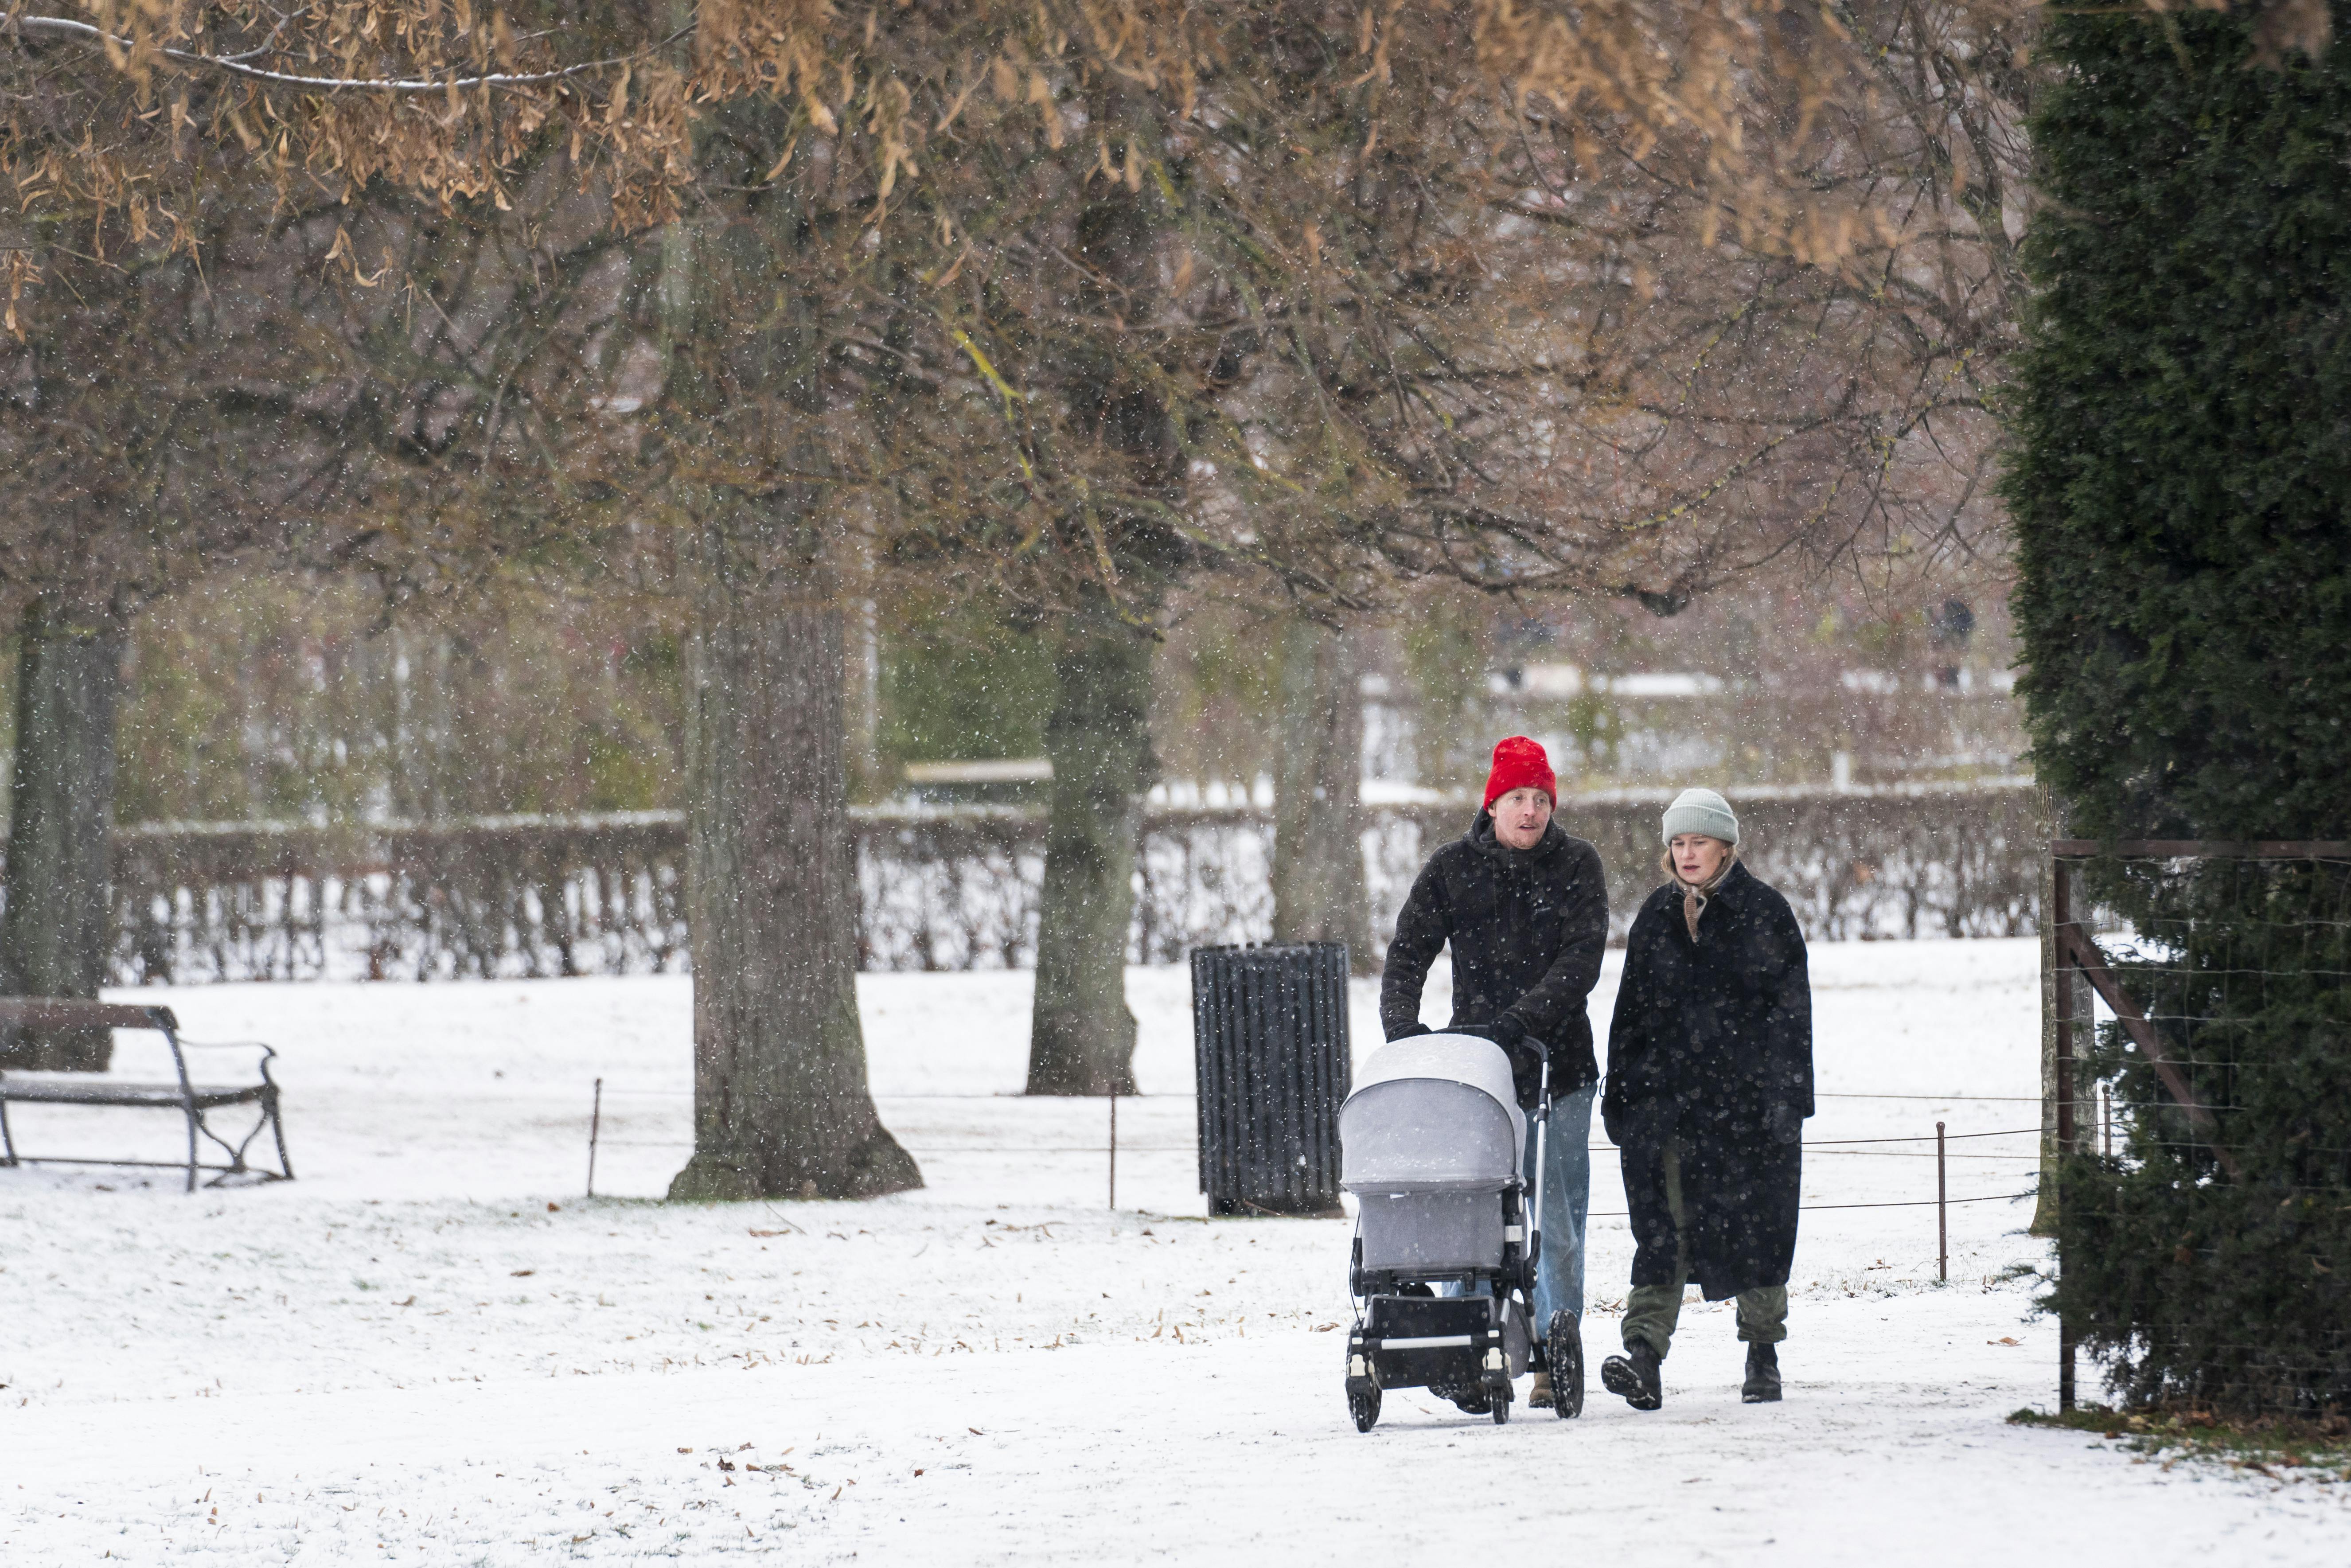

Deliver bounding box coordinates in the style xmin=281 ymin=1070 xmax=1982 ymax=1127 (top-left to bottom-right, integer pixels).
xmin=1339 ymin=1033 xmax=1582 ymax=1429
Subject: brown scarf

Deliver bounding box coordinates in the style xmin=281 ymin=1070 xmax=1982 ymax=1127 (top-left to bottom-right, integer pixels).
xmin=1681 ymin=860 xmax=1733 ymax=942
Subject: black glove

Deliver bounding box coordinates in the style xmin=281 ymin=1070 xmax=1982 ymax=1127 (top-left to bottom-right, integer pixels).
xmin=1459 ymin=1016 xmax=1542 ymax=1111
xmin=1505 ymin=1042 xmax=1544 ymax=1113
xmin=1489 ymin=1016 xmax=1545 ymax=1109
xmin=1384 ymin=1021 xmax=1433 ymax=1043
xmin=1601 ymin=1096 xmax=1626 ymax=1147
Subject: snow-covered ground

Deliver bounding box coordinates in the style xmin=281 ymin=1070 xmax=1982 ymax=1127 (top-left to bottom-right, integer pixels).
xmin=2 ymin=941 xmax=2341 ymax=1563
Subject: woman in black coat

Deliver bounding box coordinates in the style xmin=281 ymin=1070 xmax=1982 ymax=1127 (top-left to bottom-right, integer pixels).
xmin=1598 ymin=787 xmax=1813 ymax=1411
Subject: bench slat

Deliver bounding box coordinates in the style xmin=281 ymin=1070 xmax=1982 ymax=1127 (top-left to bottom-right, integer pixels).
xmin=0 ymin=1080 xmax=266 ymax=1108
xmin=0 ymin=999 xmax=179 ymax=1032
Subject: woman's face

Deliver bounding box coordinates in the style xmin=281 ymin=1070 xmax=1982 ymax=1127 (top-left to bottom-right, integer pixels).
xmin=1670 ymin=833 xmax=1731 ymax=885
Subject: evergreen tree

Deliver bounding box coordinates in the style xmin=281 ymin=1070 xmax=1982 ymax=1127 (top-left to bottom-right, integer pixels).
xmin=2010 ymin=7 xmax=2351 ymax=840
xmin=2007 ymin=3 xmax=2351 ymax=1415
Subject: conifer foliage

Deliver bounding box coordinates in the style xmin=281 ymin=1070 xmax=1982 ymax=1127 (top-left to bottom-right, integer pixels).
xmin=2008 ymin=4 xmax=2351 ymax=1416
xmin=2008 ymin=6 xmax=2351 ymax=842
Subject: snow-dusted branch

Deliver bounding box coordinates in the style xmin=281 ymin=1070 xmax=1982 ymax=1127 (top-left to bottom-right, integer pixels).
xmin=6 ymin=14 xmax=687 ymax=94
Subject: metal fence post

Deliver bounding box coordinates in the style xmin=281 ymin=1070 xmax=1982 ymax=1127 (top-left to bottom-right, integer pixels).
xmin=1937 ymin=1120 xmax=1948 ymax=1284
xmin=587 ymin=1077 xmax=603 ymax=1200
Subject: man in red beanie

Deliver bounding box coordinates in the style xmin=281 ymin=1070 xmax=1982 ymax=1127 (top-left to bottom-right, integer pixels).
xmin=1381 ymin=736 xmax=1609 ymax=1412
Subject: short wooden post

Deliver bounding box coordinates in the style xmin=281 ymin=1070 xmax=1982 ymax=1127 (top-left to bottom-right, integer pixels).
xmin=2054 ymin=855 xmax=2077 ymax=1411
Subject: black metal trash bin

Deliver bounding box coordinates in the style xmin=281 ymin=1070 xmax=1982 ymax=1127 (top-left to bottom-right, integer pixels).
xmin=1191 ymin=942 xmax=1352 ymax=1216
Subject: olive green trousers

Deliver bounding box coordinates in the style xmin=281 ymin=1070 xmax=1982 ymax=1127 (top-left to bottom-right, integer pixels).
xmin=1619 ymin=1137 xmax=1789 ymax=1357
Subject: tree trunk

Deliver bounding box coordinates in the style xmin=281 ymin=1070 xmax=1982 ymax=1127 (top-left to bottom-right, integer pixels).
xmin=1272 ymin=619 xmax=1369 ymax=971
xmin=0 ymin=601 xmax=124 ymax=1072
xmin=1026 ymin=593 xmax=1158 ymax=1096
xmin=667 ymin=522 xmax=920 ymax=1201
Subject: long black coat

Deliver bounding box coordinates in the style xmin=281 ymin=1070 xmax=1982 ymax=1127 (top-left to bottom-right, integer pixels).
xmin=1379 ymin=813 xmax=1610 ymax=1095
xmin=1603 ymin=860 xmax=1813 ymax=1297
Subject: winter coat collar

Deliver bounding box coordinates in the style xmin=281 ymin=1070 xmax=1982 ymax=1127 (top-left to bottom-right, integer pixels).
xmin=1669 ymin=856 xmax=1754 ymax=939
xmin=1708 ymin=858 xmax=1757 ymax=903
xmin=1470 ymin=809 xmax=1569 ymax=866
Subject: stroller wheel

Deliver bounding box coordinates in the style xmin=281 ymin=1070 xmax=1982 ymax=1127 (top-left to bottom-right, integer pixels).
xmin=1347 ymin=1379 xmax=1381 ymax=1433
xmin=1547 ymin=1311 xmax=1585 ymax=1420
xmin=1490 ymin=1385 xmax=1511 ymax=1425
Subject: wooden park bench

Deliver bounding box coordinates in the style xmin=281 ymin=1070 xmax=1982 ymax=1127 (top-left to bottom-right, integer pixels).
xmin=0 ymin=999 xmax=293 ymax=1191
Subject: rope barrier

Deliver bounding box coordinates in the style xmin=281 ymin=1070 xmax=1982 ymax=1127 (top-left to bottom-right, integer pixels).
xmin=591 ymin=1084 xmax=2054 ymax=1108
xmin=1802 ymin=1125 xmax=2041 ymax=1144
xmin=1584 ymin=1190 xmax=2036 ymax=1220
xmin=579 ymin=1088 xmax=2055 ymax=1227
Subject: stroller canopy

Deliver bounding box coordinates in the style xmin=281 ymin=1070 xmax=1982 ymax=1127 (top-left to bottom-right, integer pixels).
xmin=1339 ymin=1034 xmax=1525 ymax=1194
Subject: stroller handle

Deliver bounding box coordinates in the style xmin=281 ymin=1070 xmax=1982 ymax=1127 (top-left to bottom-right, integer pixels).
xmin=1528 ymin=1054 xmax=1551 ymax=1262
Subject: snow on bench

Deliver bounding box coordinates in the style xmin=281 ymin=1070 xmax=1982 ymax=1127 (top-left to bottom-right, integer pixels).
xmin=0 ymin=999 xmax=292 ymax=1192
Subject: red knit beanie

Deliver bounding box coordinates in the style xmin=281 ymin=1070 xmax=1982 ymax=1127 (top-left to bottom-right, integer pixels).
xmin=1482 ymin=736 xmax=1557 ymax=811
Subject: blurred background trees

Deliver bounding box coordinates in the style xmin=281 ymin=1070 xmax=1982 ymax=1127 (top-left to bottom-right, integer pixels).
xmin=26 ymin=559 xmax=2018 ymax=830
xmin=0 ymin=0 xmax=2197 ymax=1182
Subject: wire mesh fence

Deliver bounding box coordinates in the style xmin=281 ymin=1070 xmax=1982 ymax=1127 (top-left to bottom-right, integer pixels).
xmin=2054 ymin=844 xmax=2351 ymax=1418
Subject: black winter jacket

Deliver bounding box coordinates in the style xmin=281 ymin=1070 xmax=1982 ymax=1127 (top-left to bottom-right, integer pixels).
xmin=1379 ymin=813 xmax=1610 ymax=1096
xmin=1603 ymin=859 xmax=1814 ymax=1296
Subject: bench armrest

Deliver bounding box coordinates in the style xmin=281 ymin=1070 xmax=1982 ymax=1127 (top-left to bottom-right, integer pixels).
xmin=178 ymin=1038 xmax=281 ymax=1088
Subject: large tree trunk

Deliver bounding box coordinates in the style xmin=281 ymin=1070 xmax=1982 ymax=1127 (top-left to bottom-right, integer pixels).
xmin=651 ymin=99 xmax=918 ymax=1201
xmin=1272 ymin=619 xmax=1369 ymax=971
xmin=0 ymin=600 xmax=125 ymax=1072
xmin=666 ymin=521 xmax=921 ymax=1202
xmin=1025 ymin=593 xmax=1158 ymax=1096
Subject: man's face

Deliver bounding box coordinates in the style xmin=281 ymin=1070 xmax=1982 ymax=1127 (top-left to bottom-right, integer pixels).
xmin=1671 ymin=833 xmax=1732 ymax=885
xmin=1493 ymin=786 xmax=1554 ymax=850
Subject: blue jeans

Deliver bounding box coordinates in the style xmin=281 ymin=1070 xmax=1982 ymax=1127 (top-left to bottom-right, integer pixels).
xmin=1432 ymin=1084 xmax=1594 ymax=1327
xmin=1530 ymin=1083 xmax=1595 ymax=1328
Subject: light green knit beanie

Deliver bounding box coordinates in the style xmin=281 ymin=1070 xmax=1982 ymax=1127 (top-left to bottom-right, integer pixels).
xmin=1661 ymin=787 xmax=1740 ymax=846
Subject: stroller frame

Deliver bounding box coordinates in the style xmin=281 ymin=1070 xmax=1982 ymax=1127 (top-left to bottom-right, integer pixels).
xmin=1343 ymin=1056 xmax=1550 ymax=1430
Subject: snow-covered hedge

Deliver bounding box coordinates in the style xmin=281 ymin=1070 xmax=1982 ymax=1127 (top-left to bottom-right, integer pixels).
xmin=100 ymin=781 xmax=2038 ymax=982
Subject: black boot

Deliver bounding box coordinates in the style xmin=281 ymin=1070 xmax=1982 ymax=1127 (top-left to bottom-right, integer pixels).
xmin=1742 ymin=1342 xmax=1782 ymax=1404
xmin=1430 ymin=1375 xmax=1492 ymax=1415
xmin=1599 ymin=1341 xmax=1663 ymax=1411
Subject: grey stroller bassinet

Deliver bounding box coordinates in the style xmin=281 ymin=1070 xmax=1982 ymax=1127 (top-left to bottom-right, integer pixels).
xmin=1339 ymin=1034 xmax=1560 ymax=1430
